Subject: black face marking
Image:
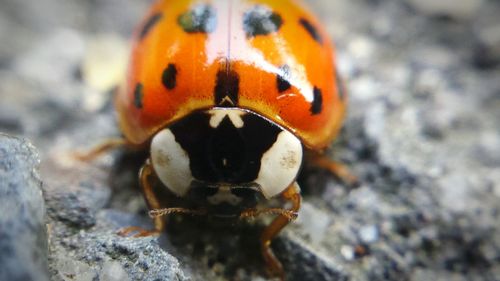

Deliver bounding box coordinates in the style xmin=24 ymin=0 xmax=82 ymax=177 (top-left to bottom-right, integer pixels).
xmin=243 ymin=5 xmax=283 ymax=38
xmin=133 ymin=83 xmax=144 ymax=109
xmin=178 ymin=4 xmax=217 ymax=33
xmin=277 ymin=65 xmax=292 ymax=92
xmin=214 ymin=70 xmax=240 ymax=106
xmin=311 ymin=87 xmax=323 ymax=115
xmin=162 ymin=64 xmax=177 ymax=90
xmin=211 ymin=116 xmax=246 ymax=178
xmin=140 ymin=13 xmax=163 ymax=39
xmin=335 ymin=70 xmax=346 ymax=100
xmin=299 ymin=18 xmax=323 ymax=44
xmin=169 ymin=111 xmax=281 ymax=184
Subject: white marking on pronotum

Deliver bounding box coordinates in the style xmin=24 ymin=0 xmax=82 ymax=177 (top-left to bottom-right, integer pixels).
xmin=208 ymin=109 xmax=245 ymax=128
xmin=255 ymin=130 xmax=303 ymax=199
xmin=150 ymin=129 xmax=193 ymax=197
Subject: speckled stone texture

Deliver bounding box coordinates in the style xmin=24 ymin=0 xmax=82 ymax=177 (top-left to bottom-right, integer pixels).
xmin=0 ymin=0 xmax=499 ymax=280
xmin=0 ymin=134 xmax=48 ymax=281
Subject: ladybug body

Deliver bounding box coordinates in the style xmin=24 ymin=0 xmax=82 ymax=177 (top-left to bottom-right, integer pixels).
xmin=115 ymin=0 xmax=347 ymax=278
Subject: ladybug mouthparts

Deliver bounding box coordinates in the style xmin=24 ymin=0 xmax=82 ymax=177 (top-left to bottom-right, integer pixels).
xmin=183 ymin=181 xmax=263 ymax=217
xmin=150 ymin=108 xmax=303 ymax=205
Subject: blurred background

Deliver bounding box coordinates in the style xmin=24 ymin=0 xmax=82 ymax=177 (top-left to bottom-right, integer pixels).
xmin=0 ymin=0 xmax=499 ymax=281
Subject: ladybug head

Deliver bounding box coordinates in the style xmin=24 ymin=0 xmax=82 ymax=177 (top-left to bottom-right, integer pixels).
xmin=150 ymin=108 xmax=303 ymax=203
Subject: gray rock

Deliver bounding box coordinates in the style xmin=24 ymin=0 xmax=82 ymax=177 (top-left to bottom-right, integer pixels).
xmin=405 ymin=0 xmax=484 ymax=20
xmin=51 ymin=230 xmax=187 ymax=281
xmin=472 ymin=1 xmax=500 ymax=68
xmin=0 ymin=134 xmax=49 ymax=281
xmin=358 ymin=225 xmax=379 ymax=244
xmin=100 ymin=260 xmax=132 ymax=281
xmin=274 ymin=234 xmax=349 ymax=281
xmin=43 ymin=172 xmax=111 ymax=229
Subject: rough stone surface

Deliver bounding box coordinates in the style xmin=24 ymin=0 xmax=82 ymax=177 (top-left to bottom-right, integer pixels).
xmin=0 ymin=134 xmax=49 ymax=281
xmin=405 ymin=0 xmax=484 ymax=20
xmin=50 ymin=224 xmax=186 ymax=281
xmin=0 ymin=0 xmax=499 ymax=280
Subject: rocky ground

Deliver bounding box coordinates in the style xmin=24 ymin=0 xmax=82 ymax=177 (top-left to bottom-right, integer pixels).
xmin=0 ymin=0 xmax=499 ymax=280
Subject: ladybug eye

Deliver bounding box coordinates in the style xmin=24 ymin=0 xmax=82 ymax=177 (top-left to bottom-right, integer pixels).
xmin=150 ymin=129 xmax=194 ymax=197
xmin=255 ymin=130 xmax=303 ymax=199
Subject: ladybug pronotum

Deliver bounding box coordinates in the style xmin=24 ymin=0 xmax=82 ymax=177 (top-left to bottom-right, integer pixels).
xmin=81 ymin=0 xmax=352 ymax=279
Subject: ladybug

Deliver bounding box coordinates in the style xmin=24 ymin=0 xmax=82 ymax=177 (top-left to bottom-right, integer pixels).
xmin=80 ymin=0 xmax=353 ymax=279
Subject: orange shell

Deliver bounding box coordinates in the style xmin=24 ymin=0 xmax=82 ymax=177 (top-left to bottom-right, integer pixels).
xmin=116 ymin=0 xmax=346 ymax=150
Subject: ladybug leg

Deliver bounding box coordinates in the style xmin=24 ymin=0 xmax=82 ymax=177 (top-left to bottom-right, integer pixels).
xmin=118 ymin=160 xmax=164 ymax=237
xmin=118 ymin=160 xmax=206 ymax=237
xmin=149 ymin=208 xmax=206 ymax=218
xmin=117 ymin=226 xmax=160 ymax=237
xmin=240 ymin=208 xmax=298 ymax=221
xmin=307 ymin=152 xmax=359 ymax=186
xmin=260 ymin=182 xmax=302 ymax=281
xmin=73 ymin=138 xmax=129 ymax=162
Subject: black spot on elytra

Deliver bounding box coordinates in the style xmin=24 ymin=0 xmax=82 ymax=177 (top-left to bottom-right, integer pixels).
xmin=243 ymin=5 xmax=283 ymax=38
xmin=277 ymin=65 xmax=292 ymax=92
xmin=162 ymin=64 xmax=177 ymax=90
xmin=299 ymin=18 xmax=323 ymax=44
xmin=178 ymin=4 xmax=217 ymax=33
xmin=214 ymin=69 xmax=240 ymax=107
xmin=310 ymin=87 xmax=323 ymax=115
xmin=335 ymin=70 xmax=346 ymax=100
xmin=133 ymin=83 xmax=144 ymax=109
xmin=140 ymin=13 xmax=163 ymax=39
